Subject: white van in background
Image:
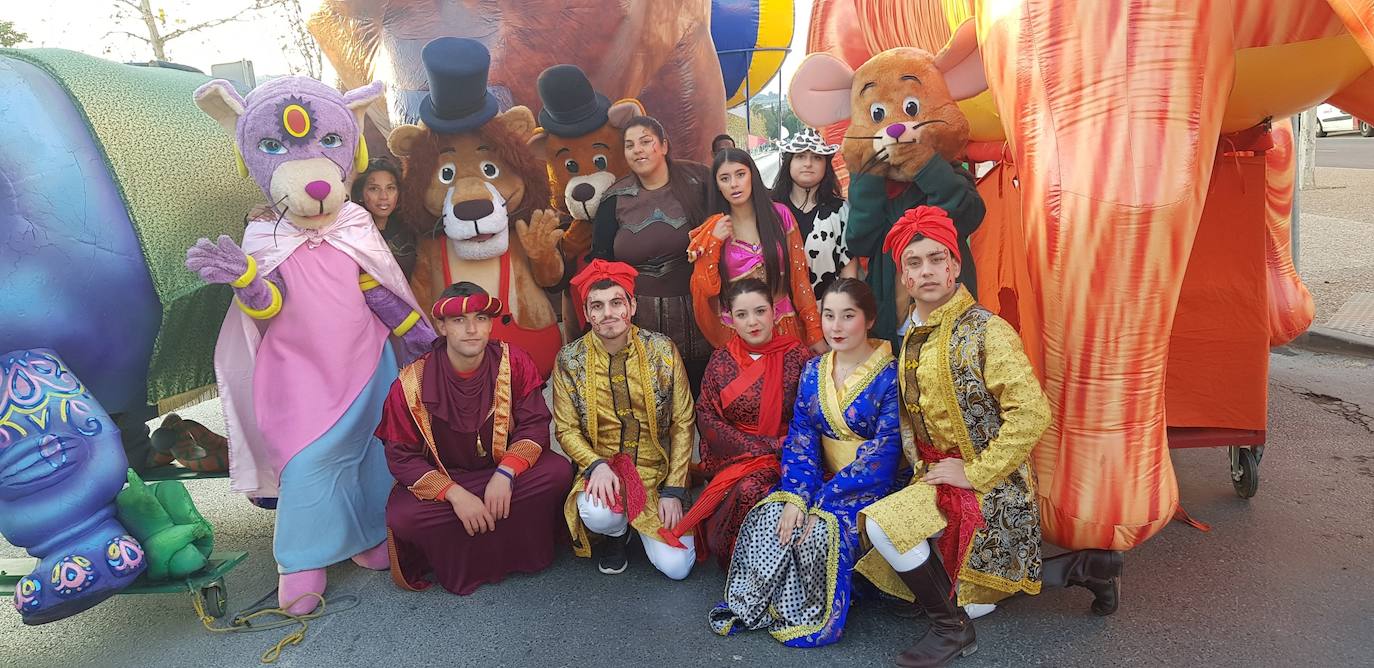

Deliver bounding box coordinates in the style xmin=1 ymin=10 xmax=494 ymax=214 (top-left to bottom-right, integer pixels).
xmin=1316 ymin=104 xmax=1373 ymax=137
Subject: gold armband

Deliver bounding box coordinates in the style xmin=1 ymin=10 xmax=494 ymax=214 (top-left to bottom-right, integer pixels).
xmin=358 ymin=273 xmax=381 ymax=292
xmin=236 ymin=281 xmax=283 ymax=320
xmin=230 ymin=255 xmax=258 ymax=289
xmin=392 ymin=310 xmax=421 ymax=337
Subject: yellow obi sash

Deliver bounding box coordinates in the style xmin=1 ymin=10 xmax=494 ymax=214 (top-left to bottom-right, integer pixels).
xmin=816 ymin=341 xmax=894 ymax=474
xmin=821 ymin=436 xmax=864 ymax=475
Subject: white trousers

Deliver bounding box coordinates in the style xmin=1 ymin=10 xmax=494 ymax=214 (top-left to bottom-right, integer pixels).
xmin=865 ymin=520 xmax=997 ymax=619
xmin=576 ymin=492 xmax=695 ymax=580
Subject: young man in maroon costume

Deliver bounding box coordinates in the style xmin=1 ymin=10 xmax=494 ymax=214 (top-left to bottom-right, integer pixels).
xmin=376 ymin=281 xmax=574 ymax=595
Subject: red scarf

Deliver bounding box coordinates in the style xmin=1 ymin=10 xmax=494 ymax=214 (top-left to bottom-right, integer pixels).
xmin=721 ymin=334 xmax=801 ymax=437
xmin=658 ymin=453 xmax=778 ymax=557
xmin=916 ymin=438 xmax=986 ymax=593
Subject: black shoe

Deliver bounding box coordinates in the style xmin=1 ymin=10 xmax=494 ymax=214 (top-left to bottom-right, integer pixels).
xmin=595 ymin=531 xmax=630 ymax=575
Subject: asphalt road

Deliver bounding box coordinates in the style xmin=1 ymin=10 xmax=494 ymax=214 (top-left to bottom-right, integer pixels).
xmin=2 ymin=345 xmax=1371 ymax=667
xmin=1316 ymin=134 xmax=1374 ymax=169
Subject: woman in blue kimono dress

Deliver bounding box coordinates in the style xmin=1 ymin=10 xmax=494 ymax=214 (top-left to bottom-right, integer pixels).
xmin=710 ymin=278 xmax=905 ymax=647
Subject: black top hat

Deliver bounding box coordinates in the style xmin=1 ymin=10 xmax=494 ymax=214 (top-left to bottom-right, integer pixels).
xmin=536 ymin=64 xmax=612 ymax=138
xmin=418 ymin=37 xmax=500 ymax=134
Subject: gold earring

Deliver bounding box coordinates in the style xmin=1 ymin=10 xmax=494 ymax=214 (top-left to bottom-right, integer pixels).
xmin=354 ymin=135 xmax=369 ymax=174
xmin=234 ymin=147 xmax=249 ymax=178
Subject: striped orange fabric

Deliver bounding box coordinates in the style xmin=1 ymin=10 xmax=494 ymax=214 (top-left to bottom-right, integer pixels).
xmin=1261 ymin=119 xmax=1314 ymax=347
xmin=976 ymin=0 xmax=1238 ymax=548
xmin=804 ymin=0 xmax=1374 ymax=550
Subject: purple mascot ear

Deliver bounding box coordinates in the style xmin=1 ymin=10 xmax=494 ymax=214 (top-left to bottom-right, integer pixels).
xmin=342 ymin=81 xmax=386 ymax=175
xmin=194 ymin=80 xmax=250 ymax=177
xmin=194 ymin=80 xmax=248 ymax=137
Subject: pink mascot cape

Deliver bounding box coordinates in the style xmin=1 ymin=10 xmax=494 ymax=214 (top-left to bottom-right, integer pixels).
xmin=215 ymin=202 xmax=425 ymax=497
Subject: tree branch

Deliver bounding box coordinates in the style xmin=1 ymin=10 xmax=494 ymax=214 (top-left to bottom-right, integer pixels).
xmin=161 ymin=9 xmax=254 ymax=42
xmin=110 ymin=0 xmax=143 ymax=11
xmin=161 ymin=1 xmax=285 ymax=43
xmin=103 ymin=29 xmax=150 ymax=43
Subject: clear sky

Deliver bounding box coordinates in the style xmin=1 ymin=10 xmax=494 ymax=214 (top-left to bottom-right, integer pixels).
xmin=7 ymin=0 xmax=813 ymax=94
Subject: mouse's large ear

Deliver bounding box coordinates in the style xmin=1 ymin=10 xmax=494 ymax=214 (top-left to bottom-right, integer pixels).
xmin=789 ymin=53 xmax=855 ymax=129
xmin=194 ymin=80 xmax=247 ymax=136
xmin=343 ymin=80 xmax=386 ymax=126
xmin=933 ymin=20 xmax=988 ymax=101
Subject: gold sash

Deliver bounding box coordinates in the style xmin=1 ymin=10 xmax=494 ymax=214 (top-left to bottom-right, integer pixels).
xmin=820 ymin=436 xmax=864 ymax=474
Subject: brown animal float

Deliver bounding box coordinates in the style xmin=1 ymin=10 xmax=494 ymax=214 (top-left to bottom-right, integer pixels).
xmin=309 ymin=0 xmax=725 ymax=165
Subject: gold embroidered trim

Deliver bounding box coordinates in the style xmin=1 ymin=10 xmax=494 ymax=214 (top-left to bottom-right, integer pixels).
xmin=762 ymin=491 xmax=843 ymax=643
xmin=489 ymin=342 xmax=513 ymax=460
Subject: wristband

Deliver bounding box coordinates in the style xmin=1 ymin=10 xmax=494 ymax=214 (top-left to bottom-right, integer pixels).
xmin=393 ymin=310 xmax=421 ymax=337
xmin=237 ymin=281 xmax=283 ymax=320
xmin=494 ymin=468 xmax=515 ymax=485
xmin=230 ymin=255 xmax=258 ymax=289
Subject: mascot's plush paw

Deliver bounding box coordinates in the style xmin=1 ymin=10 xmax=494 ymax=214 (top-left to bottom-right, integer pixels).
xmin=350 ymin=541 xmax=391 ymax=570
xmin=278 ymin=569 xmax=326 ymax=615
xmin=185 ymin=235 xmax=251 ymax=285
xmin=517 ymin=208 xmax=565 ymax=261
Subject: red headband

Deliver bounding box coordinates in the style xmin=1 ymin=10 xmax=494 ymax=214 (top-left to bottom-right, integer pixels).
xmin=882 ymin=205 xmax=961 ymax=264
xmin=570 ymin=259 xmax=638 ymax=308
xmin=431 ymin=293 xmax=504 ymax=320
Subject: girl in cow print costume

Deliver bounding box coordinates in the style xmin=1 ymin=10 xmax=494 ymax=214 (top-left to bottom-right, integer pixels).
xmin=770 ymin=127 xmax=855 ymax=298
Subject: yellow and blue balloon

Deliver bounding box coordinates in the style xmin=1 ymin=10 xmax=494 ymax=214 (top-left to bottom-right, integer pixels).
xmin=712 ymin=0 xmax=794 ymax=109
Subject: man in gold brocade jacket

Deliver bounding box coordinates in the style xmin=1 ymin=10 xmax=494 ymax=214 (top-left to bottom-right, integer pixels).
xmin=855 ymin=207 xmax=1125 ymax=668
xmin=553 ymin=260 xmax=696 ymax=579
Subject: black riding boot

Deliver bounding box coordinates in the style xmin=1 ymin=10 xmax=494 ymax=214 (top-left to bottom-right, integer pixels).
xmin=1042 ymin=549 xmax=1123 ymax=615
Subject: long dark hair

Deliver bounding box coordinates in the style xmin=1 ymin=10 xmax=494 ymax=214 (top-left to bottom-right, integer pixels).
xmin=821 ymin=277 xmax=878 ymax=326
xmin=770 ymin=150 xmax=843 ymax=211
xmin=708 ymin=147 xmax=790 ymax=295
xmin=623 ymin=115 xmax=707 ymax=229
xmin=351 ymin=157 xmax=404 ymax=214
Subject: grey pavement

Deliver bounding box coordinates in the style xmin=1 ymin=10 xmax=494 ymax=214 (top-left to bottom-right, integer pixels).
xmin=1297 ymin=167 xmax=1374 ymax=344
xmin=3 ymin=345 xmax=1372 ymax=667
xmin=1315 ymin=134 xmax=1374 ymax=170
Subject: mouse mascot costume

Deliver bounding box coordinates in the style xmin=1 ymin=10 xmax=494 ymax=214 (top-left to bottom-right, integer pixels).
xmin=187 ymin=76 xmax=435 ymax=614
xmin=791 ymin=48 xmax=985 ymax=344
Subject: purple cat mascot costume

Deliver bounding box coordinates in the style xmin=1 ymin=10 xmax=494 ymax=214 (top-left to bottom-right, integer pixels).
xmin=186 ymin=77 xmax=435 ymax=614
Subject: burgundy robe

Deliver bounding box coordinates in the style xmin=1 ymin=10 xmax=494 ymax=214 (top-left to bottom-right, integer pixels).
xmin=376 ymin=340 xmax=573 ymax=595
xmin=694 ymin=341 xmax=809 ymax=569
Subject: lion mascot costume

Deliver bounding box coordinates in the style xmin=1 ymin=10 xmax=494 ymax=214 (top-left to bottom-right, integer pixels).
xmin=390 ymin=37 xmax=563 ymax=378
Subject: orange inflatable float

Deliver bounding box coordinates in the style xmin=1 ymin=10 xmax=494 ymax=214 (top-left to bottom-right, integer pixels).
xmin=803 ymin=0 xmax=1374 ymax=550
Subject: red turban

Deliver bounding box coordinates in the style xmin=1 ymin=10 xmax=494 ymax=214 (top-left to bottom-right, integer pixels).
xmin=431 ymin=292 xmax=504 ymax=320
xmin=881 ymin=205 xmax=961 ymax=265
xmin=570 ymin=259 xmax=638 ymax=308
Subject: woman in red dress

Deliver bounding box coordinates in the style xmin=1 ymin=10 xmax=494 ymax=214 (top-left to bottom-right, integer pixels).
xmin=662 ymin=278 xmax=810 ymax=568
